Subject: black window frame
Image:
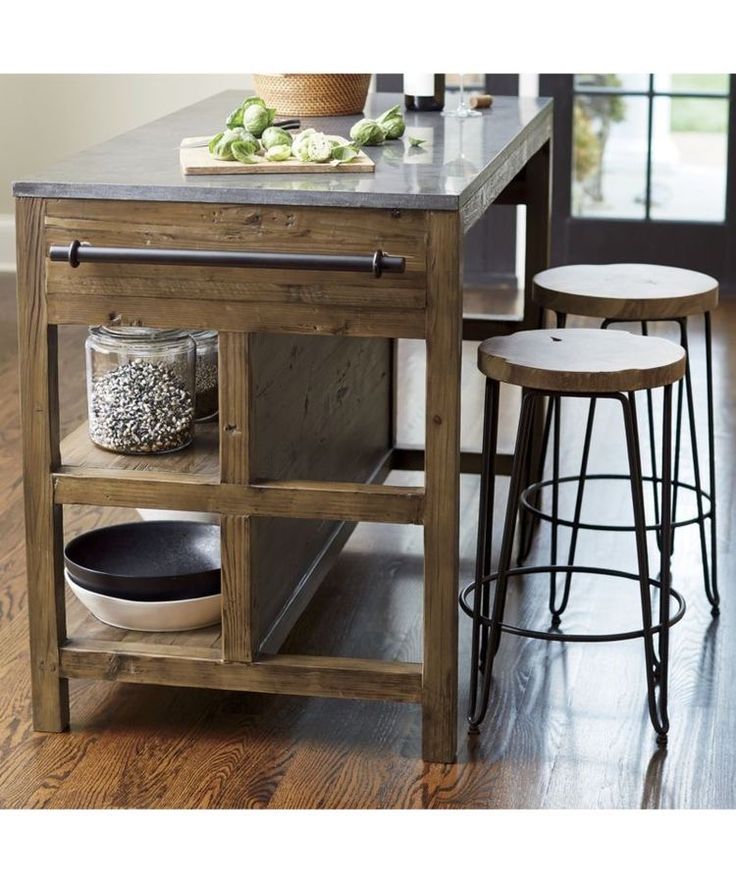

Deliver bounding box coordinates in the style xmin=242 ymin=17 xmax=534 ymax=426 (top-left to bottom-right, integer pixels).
xmin=572 ymin=73 xmax=732 ymax=223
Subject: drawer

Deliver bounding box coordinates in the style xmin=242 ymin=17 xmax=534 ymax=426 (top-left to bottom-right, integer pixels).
xmin=44 ymin=199 xmax=429 ymax=316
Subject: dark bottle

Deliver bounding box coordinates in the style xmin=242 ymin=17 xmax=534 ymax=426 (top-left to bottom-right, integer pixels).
xmin=403 ymin=74 xmax=445 ymax=112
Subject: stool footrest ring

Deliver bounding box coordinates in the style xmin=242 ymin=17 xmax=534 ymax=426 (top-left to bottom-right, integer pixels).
xmin=459 ymin=563 xmax=686 ymax=643
xmin=520 ymin=473 xmax=711 ymax=533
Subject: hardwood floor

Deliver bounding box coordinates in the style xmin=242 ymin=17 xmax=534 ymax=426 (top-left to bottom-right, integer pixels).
xmin=0 ymin=270 xmax=734 ymax=808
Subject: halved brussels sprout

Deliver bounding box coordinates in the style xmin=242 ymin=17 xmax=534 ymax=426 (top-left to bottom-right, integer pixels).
xmin=209 ymin=128 xmax=247 ymax=160
xmin=306 ymin=132 xmax=333 ymax=162
xmin=231 ymin=139 xmax=260 ymax=163
xmin=331 ymin=144 xmax=360 ymax=165
xmin=265 ymin=144 xmax=292 ymax=162
xmin=291 ymin=129 xmax=316 ymax=162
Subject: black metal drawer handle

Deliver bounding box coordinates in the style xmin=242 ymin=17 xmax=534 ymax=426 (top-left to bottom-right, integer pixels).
xmin=49 ymin=241 xmax=406 ymax=278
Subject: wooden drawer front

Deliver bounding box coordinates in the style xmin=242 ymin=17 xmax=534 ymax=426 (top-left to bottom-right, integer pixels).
xmin=44 ymin=200 xmax=428 ymax=312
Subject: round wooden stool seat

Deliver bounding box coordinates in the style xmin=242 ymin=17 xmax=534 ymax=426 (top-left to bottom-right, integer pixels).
xmin=478 ymin=328 xmax=686 ymax=393
xmin=533 ymin=263 xmax=718 ymax=321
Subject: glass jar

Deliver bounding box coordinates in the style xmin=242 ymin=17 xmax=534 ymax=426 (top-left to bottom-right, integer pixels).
xmin=190 ymin=330 xmax=219 ymax=422
xmin=85 ymin=326 xmax=196 ymax=454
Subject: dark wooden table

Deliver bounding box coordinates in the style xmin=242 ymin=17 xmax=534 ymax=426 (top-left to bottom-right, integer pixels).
xmin=14 ymin=91 xmax=552 ymax=763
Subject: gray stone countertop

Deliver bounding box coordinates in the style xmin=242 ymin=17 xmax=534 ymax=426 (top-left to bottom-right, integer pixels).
xmin=13 ymin=91 xmax=552 ymax=212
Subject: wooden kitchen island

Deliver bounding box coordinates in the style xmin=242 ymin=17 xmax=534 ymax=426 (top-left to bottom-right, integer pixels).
xmin=14 ymin=91 xmax=552 ymax=763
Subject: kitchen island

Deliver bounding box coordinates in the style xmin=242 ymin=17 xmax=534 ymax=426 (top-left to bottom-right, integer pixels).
xmin=14 ymin=90 xmax=552 ymax=763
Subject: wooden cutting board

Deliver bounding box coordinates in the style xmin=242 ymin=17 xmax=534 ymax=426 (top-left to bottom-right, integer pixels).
xmin=179 ymin=136 xmax=375 ymax=175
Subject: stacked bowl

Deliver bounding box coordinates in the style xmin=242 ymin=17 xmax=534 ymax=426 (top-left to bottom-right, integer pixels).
xmin=64 ymin=521 xmax=221 ymax=632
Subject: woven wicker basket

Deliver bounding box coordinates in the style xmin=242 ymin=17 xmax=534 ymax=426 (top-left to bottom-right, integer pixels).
xmin=253 ymin=74 xmax=371 ymax=117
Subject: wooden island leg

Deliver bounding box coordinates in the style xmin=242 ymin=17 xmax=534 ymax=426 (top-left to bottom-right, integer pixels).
xmin=219 ymin=331 xmax=255 ymax=662
xmin=422 ymin=212 xmax=462 ymax=763
xmin=16 ymin=197 xmax=70 ymax=731
xmin=518 ymin=141 xmax=552 ymax=558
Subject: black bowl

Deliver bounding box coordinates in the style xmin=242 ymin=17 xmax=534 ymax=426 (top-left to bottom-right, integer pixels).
xmin=64 ymin=521 xmax=220 ymax=602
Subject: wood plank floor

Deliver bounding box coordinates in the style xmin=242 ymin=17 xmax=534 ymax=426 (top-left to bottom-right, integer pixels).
xmin=0 ymin=271 xmax=734 ymax=809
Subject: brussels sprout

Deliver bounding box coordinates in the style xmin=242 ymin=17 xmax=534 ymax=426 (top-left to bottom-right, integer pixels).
xmin=349 ymin=118 xmax=384 ymax=146
xmin=208 ymin=131 xmax=225 ymax=154
xmin=209 ymin=128 xmax=247 ymax=161
xmin=376 ymin=104 xmax=403 ymax=125
xmin=306 ymin=132 xmax=332 ymax=163
xmin=265 ymin=144 xmax=292 ymax=162
xmin=243 ymin=103 xmax=276 ymax=137
xmin=374 ymin=104 xmax=406 ymax=140
xmin=379 ymin=115 xmax=406 ymax=140
xmin=292 ymin=129 xmax=318 ymax=162
xmin=291 ymin=128 xmax=315 ymax=160
xmin=261 ymin=126 xmax=293 ymax=150
xmin=226 ymin=96 xmax=266 ymax=129
xmin=331 ymin=145 xmax=360 ymax=165
xmin=226 ymin=107 xmax=244 ymax=129
xmin=231 ymin=139 xmax=260 ymax=163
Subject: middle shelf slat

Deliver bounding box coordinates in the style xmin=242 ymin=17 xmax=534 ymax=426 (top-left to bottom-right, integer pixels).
xmin=55 ymin=471 xmax=425 ymax=524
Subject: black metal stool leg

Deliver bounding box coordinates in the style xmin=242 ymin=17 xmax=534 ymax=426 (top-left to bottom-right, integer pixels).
xmin=680 ymin=317 xmax=717 ymax=613
xmin=548 ymin=395 xmax=562 ymax=622
xmin=518 ymin=312 xmax=567 ymax=565
xmin=468 ymin=392 xmax=538 ymax=732
xmin=704 ymin=312 xmax=719 ymax=613
xmin=468 ymin=380 xmax=499 ymax=726
xmin=558 ymin=397 xmax=597 ymax=617
xmin=641 ymin=322 xmax=662 ymax=550
xmin=620 ymin=391 xmax=669 ymax=743
xmin=657 ymin=383 xmax=673 ymax=736
xmin=670 ymin=374 xmax=684 ymax=555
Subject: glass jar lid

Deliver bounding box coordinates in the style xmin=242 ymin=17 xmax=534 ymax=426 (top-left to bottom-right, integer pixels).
xmin=87 ymin=326 xmax=195 ymax=353
xmin=89 ymin=326 xmax=192 ymax=343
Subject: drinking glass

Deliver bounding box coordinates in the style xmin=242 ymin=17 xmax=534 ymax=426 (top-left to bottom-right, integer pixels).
xmin=442 ymin=74 xmax=481 ymax=118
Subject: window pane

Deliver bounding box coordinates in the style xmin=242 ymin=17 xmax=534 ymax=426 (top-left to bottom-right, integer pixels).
xmin=650 ymin=96 xmax=728 ymax=221
xmin=572 ymin=94 xmax=649 ymax=219
xmin=574 ymin=73 xmax=649 ymax=92
xmin=655 ymin=73 xmax=729 ymax=94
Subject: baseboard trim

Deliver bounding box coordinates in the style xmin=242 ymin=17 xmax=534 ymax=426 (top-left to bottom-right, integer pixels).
xmin=0 ymin=214 xmax=15 ymax=274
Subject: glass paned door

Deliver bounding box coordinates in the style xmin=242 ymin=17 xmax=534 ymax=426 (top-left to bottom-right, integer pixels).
xmin=540 ymin=73 xmax=736 ymax=285
xmin=572 ymin=74 xmax=730 ymax=222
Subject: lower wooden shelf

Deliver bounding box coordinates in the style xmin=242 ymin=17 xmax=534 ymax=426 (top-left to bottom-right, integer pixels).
xmin=64 ymin=593 xmax=422 ymax=704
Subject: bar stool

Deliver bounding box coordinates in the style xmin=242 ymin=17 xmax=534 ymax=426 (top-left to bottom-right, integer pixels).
xmin=521 ymin=264 xmax=719 ymax=616
xmin=460 ymin=328 xmax=687 ymax=744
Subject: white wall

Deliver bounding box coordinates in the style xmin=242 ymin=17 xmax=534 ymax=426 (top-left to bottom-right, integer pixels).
xmin=0 ymin=74 xmax=253 ymax=270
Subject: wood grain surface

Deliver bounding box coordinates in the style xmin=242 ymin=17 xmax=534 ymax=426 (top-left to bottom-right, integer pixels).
xmin=533 ymin=263 xmax=719 ymax=321
xmin=478 ymin=328 xmax=687 ymax=393
xmin=1 ymin=273 xmax=734 ymax=808
xmin=44 ymin=200 xmax=426 ymax=313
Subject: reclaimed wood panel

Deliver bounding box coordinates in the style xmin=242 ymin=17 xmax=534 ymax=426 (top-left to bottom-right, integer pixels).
xmin=44 ymin=200 xmax=428 ymax=310
xmin=422 ymin=211 xmax=462 ymax=763
xmin=15 ymin=197 xmax=70 ymax=732
xmin=46 ymin=293 xmax=426 ymax=339
xmin=249 ymin=333 xmax=392 ymax=649
xmin=54 ymin=473 xmax=424 ymax=524
xmin=59 ymin=640 xmax=423 ymax=703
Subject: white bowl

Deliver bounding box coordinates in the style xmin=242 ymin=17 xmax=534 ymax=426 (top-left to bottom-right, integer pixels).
xmin=65 ymin=571 xmax=221 ymax=632
xmin=136 ymin=508 xmax=219 ymax=524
